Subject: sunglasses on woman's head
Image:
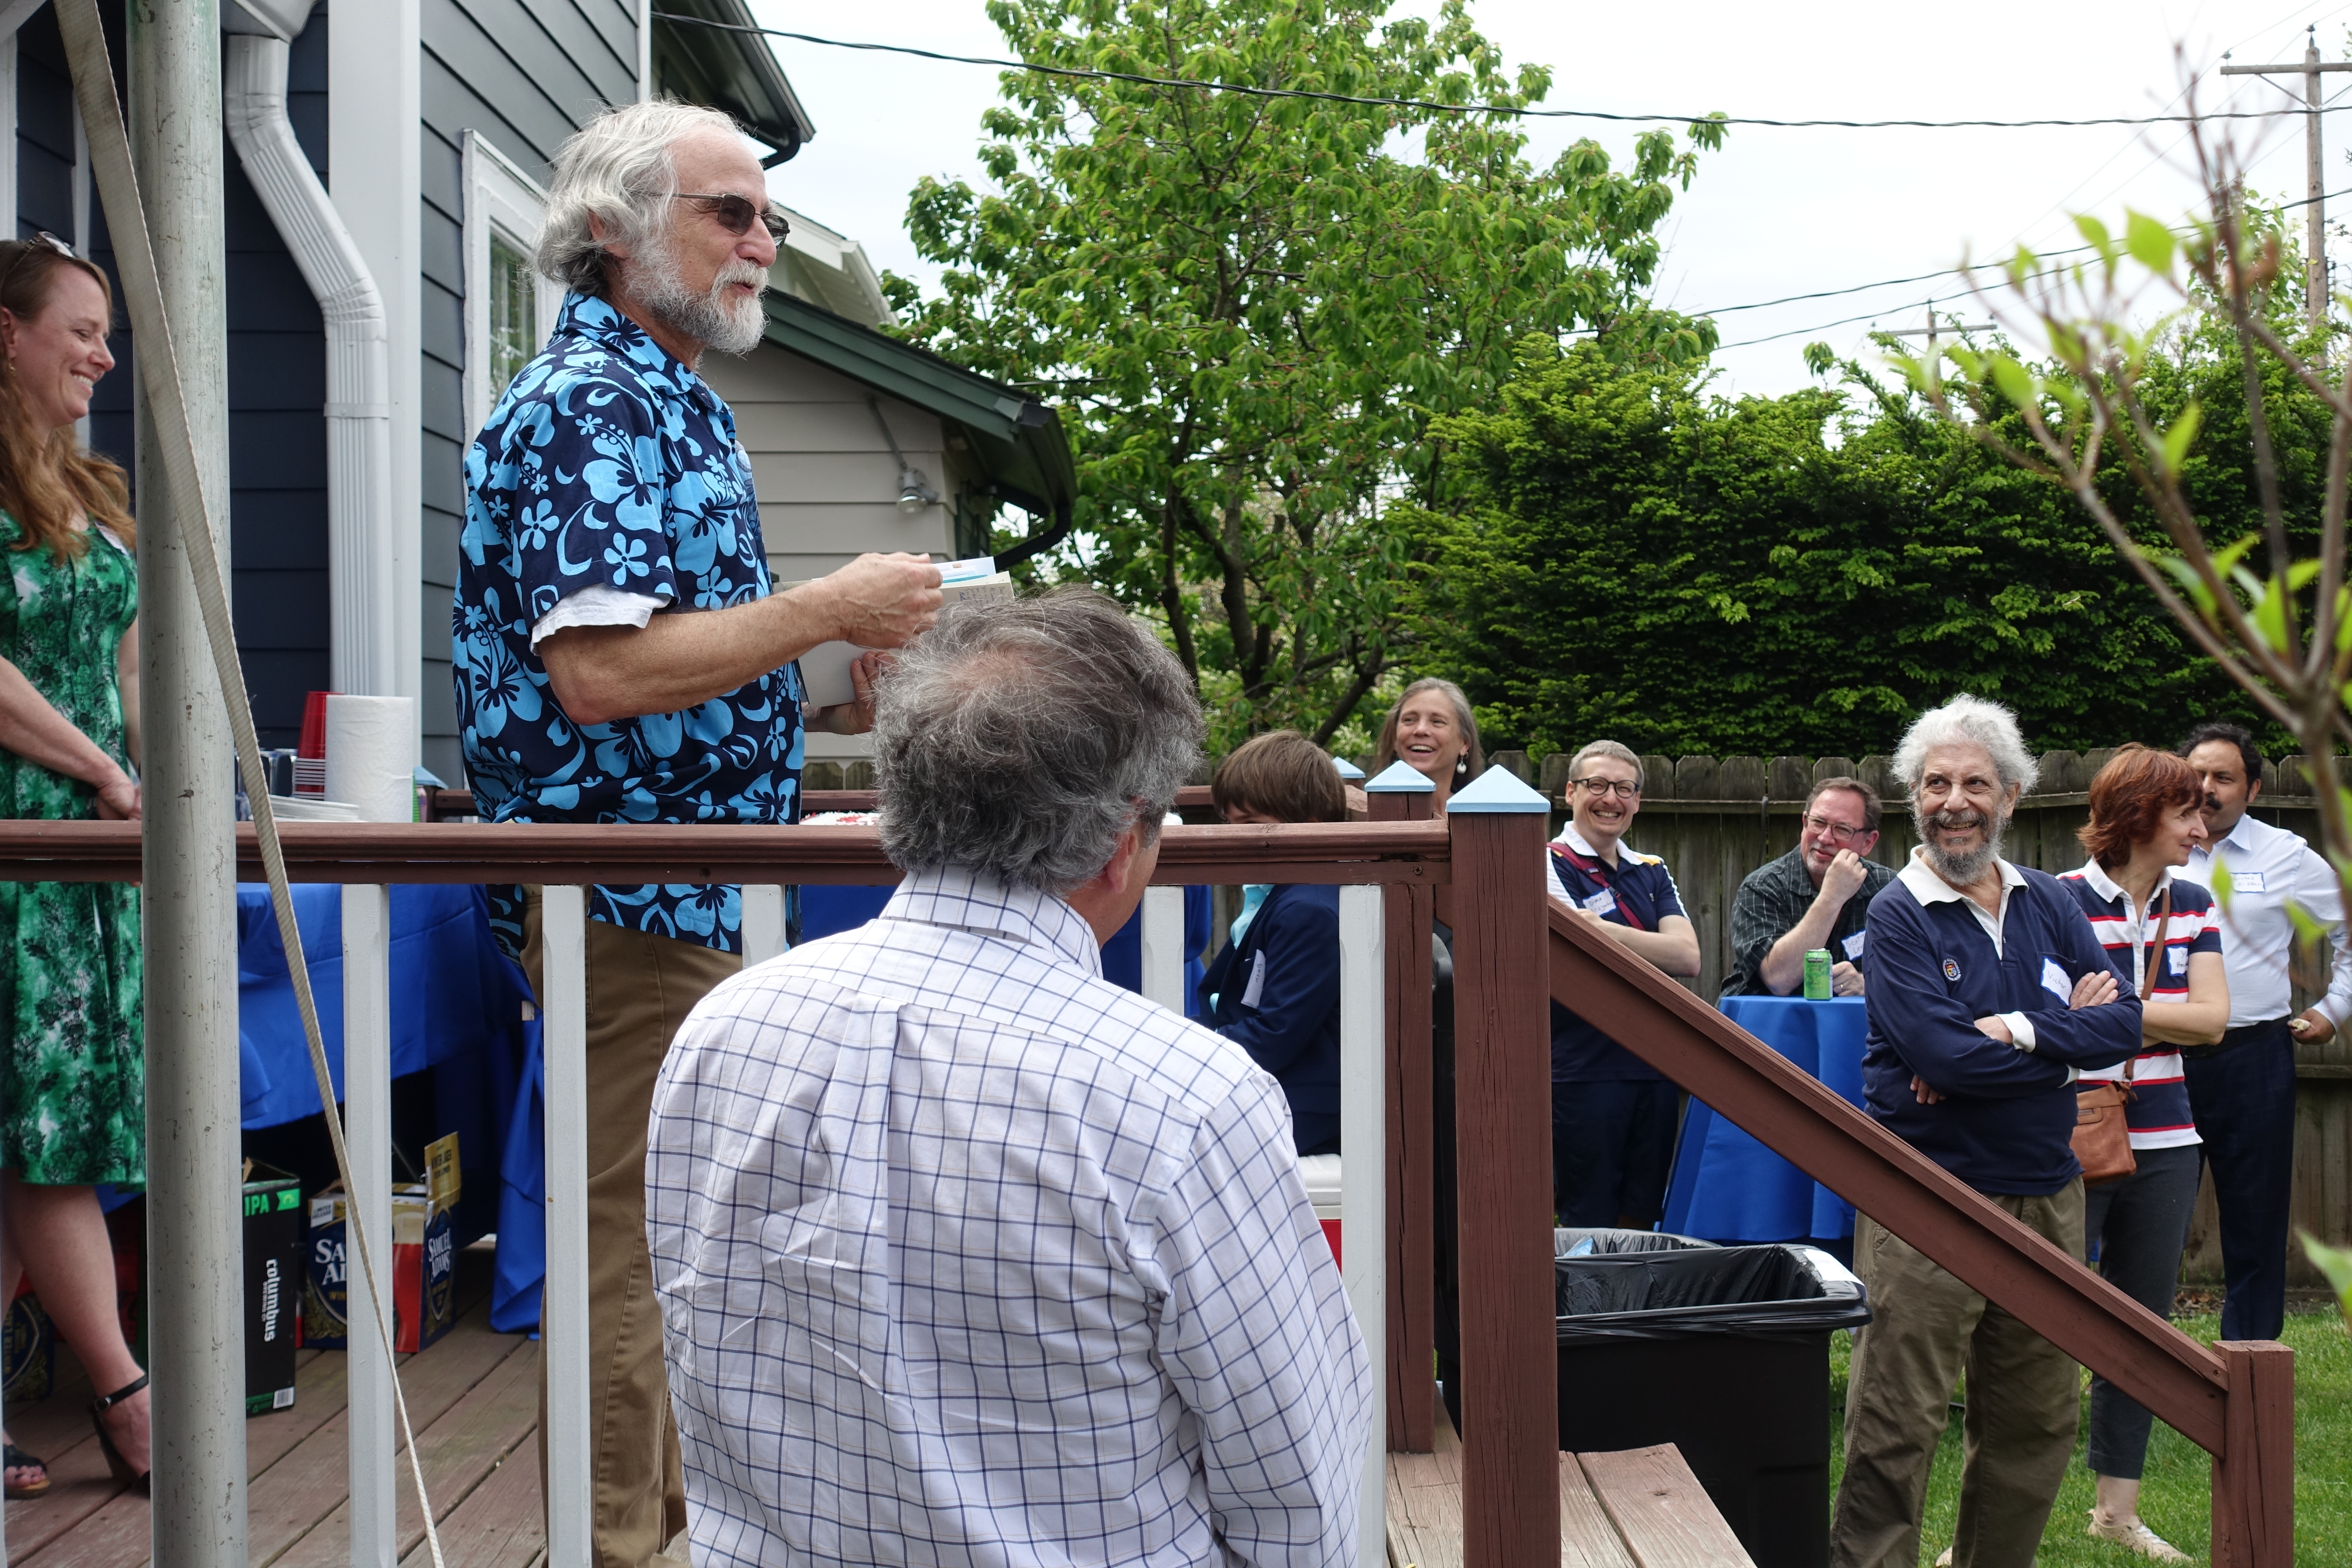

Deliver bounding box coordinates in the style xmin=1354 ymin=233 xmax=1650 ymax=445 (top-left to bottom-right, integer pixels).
xmin=671 ymin=193 xmax=789 ymax=244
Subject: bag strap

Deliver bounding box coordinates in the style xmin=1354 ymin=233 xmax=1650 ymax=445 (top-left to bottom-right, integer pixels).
xmin=2120 ymin=883 xmax=2175 ymax=1088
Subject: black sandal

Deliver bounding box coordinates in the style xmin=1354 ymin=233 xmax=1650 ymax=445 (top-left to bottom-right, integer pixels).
xmin=4 ymin=1440 xmax=51 ymax=1499
xmin=87 ymin=1371 xmax=150 ymax=1493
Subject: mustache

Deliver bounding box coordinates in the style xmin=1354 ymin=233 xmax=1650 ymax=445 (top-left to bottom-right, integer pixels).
xmin=1925 ymin=807 xmax=1990 ymax=833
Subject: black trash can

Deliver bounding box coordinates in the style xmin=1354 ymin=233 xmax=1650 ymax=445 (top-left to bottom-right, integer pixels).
xmin=1554 ymin=1231 xmax=1870 ymax=1568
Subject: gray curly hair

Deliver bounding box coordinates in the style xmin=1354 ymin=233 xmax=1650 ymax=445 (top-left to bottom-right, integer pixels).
xmin=873 ymin=588 xmax=1205 ymax=894
xmin=1892 ymin=694 xmax=2039 ymax=797
xmin=535 ymin=99 xmax=745 ymax=295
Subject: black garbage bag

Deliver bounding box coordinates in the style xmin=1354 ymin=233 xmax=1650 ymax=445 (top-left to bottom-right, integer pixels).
xmin=1555 ymin=1241 xmax=1871 ymax=1341
xmin=1553 ymin=1226 xmax=1717 ymax=1258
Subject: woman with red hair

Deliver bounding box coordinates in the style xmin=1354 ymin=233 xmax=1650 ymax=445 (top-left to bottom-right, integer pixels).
xmin=2057 ymin=745 xmax=2229 ymax=1560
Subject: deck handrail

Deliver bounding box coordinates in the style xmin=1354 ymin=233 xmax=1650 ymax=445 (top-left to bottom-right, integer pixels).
xmin=0 ymin=818 xmax=1450 ymax=886
xmin=1544 ymin=900 xmax=2294 ymax=1566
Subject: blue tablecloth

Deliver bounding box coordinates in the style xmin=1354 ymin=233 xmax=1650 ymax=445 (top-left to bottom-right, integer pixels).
xmin=1662 ymin=995 xmax=1869 ymax=1243
xmin=230 ymin=884 xmax=533 ymax=1319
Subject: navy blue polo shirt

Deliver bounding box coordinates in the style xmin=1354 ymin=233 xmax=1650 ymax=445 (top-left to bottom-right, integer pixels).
xmin=1547 ymin=826 xmax=1688 ymax=1081
xmin=1863 ymin=851 xmax=2144 ymax=1193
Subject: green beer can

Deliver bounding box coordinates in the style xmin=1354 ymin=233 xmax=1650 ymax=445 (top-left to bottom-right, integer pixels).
xmin=1803 ymin=949 xmax=1834 ymax=1000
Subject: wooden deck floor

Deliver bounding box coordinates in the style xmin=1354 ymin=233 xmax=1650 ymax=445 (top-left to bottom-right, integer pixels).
xmin=4 ymin=1243 xmax=543 ymax=1568
xmin=1387 ymin=1408 xmax=1756 ymax=1568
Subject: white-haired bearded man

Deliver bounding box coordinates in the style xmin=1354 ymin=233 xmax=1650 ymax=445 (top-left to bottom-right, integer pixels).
xmin=1828 ymin=695 xmax=2141 ymax=1568
xmin=453 ymin=100 xmax=943 ymax=1568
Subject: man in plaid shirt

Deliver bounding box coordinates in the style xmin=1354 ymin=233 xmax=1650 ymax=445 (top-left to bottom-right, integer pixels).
xmin=647 ymin=590 xmax=1369 ymax=1568
xmin=1721 ymin=777 xmax=1898 ymax=998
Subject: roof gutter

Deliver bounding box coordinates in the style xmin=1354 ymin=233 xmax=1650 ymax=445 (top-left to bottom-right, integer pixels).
xmin=222 ymin=6 xmax=396 ymax=695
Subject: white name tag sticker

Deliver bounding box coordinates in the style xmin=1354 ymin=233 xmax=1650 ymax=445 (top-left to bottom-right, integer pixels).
xmin=1239 ymin=949 xmax=1268 ymax=1011
xmin=1841 ymin=931 xmax=1867 ymax=961
xmin=2040 ymin=957 xmax=2072 ymax=1001
xmin=1582 ymin=888 xmax=1617 ymax=918
xmin=2233 ymin=871 xmax=2267 ymax=893
xmin=2168 ymin=945 xmax=2188 ymax=975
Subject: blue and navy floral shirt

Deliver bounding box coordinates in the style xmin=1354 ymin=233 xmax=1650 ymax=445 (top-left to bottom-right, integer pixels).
xmin=454 ymin=291 xmax=803 ymax=957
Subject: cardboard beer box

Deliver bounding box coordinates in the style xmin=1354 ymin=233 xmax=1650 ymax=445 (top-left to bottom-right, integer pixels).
xmin=243 ymin=1160 xmax=304 ymax=1415
xmin=305 ymin=1132 xmax=462 ymax=1354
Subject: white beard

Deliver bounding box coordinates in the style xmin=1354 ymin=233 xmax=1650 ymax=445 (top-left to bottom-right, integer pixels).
xmin=1915 ymin=804 xmax=2009 ymax=886
xmin=630 ymin=230 xmax=767 ymax=357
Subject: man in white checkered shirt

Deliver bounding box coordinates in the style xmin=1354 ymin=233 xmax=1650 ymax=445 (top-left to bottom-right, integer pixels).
xmin=647 ymin=589 xmax=1369 ymax=1567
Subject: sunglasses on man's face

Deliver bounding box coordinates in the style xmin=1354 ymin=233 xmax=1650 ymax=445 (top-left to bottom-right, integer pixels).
xmin=672 ymin=193 xmax=789 ymax=244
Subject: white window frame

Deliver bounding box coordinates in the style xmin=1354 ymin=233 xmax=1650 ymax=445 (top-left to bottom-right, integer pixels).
xmin=461 ymin=128 xmax=562 ymax=441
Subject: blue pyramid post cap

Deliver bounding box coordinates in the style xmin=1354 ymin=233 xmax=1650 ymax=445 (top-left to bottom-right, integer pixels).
xmin=1364 ymin=760 xmax=1435 ymax=794
xmin=1332 ymin=756 xmax=1366 ymax=780
xmin=1446 ymin=764 xmax=1552 ymax=813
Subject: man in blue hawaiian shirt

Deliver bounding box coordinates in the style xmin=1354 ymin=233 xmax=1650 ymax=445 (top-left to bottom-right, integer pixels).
xmin=454 ymin=100 xmax=940 ymax=1568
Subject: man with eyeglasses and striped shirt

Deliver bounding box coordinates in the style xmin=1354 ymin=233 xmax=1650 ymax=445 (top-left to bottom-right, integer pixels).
xmin=1721 ymin=777 xmax=1899 ymax=998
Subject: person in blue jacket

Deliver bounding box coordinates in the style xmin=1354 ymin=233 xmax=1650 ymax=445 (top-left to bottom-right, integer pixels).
xmin=1830 ymin=696 xmax=2144 ymax=1568
xmin=1201 ymin=730 xmax=1350 ymax=1155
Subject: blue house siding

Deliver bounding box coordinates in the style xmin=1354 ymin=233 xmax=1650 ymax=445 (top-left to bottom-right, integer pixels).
xmin=420 ymin=0 xmax=637 ymax=784
xmin=14 ymin=8 xmax=74 ymax=241
xmin=224 ymin=14 xmax=332 ymax=753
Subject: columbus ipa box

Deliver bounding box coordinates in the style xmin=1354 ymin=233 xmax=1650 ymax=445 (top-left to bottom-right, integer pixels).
xmin=305 ymin=1132 xmax=461 ymax=1354
xmin=243 ymin=1160 xmax=304 ymax=1415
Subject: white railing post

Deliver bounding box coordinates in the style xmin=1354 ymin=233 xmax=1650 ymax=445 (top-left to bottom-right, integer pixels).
xmin=540 ymin=886 xmax=592 ymax=1568
xmin=340 ymin=883 xmax=396 ymax=1568
xmin=740 ymin=883 xmax=787 ymax=965
xmin=1140 ymin=885 xmax=1186 ymax=1013
xmin=1337 ymin=882 xmax=1386 ymax=1559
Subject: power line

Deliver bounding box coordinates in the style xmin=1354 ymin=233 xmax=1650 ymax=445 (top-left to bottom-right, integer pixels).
xmin=1698 ymin=181 xmax=2352 ymax=342
xmin=657 ymin=13 xmax=2349 ymax=131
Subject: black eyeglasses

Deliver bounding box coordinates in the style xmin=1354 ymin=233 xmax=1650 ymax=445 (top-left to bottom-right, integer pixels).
xmin=672 ymin=193 xmax=789 ymax=244
xmin=1571 ymin=777 xmax=1641 ymax=799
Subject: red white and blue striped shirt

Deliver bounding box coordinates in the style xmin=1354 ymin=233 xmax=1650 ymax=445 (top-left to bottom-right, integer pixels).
xmin=2058 ymin=861 xmax=2221 ymax=1150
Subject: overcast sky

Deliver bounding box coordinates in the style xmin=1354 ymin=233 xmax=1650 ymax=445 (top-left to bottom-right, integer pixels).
xmin=757 ymin=0 xmax=2346 ymax=400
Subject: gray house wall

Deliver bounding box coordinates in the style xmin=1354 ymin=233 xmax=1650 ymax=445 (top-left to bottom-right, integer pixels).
xmin=418 ymin=0 xmax=637 ymax=784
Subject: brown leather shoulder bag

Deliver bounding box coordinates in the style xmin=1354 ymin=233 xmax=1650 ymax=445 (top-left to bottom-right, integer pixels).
xmin=2073 ymin=885 xmax=2170 ymax=1187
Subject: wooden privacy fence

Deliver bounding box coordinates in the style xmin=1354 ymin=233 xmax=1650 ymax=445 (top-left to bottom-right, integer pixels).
xmin=1477 ymin=747 xmax=2352 ymax=1285
xmin=10 ymin=805 xmax=2291 ymax=1567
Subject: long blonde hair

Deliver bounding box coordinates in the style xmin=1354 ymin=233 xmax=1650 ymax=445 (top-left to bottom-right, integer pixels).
xmin=0 ymin=238 xmax=134 ymax=560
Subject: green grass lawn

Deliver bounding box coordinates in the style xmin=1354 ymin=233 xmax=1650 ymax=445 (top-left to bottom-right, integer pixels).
xmin=1827 ymin=1307 xmax=2349 ymax=1564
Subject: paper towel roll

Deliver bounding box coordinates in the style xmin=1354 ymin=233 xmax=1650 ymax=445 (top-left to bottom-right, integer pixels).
xmin=324 ymin=695 xmax=417 ymax=824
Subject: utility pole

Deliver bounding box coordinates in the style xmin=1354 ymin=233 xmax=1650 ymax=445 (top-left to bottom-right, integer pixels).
xmin=127 ymin=3 xmax=244 ymax=1566
xmin=1886 ymin=302 xmax=1996 ymax=359
xmin=2221 ymin=27 xmax=2352 ymax=338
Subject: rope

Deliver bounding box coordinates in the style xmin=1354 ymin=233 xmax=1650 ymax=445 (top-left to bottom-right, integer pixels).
xmin=50 ymin=5 xmax=445 ymax=1563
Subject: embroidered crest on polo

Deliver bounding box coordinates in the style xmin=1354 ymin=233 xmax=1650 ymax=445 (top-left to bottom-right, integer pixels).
xmin=1943 ymin=956 xmax=1961 ymax=982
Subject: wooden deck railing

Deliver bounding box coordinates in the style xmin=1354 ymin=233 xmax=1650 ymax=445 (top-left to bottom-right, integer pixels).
xmin=0 ymin=816 xmax=1444 ymax=1568
xmin=3 ymin=795 xmax=2288 ymax=1568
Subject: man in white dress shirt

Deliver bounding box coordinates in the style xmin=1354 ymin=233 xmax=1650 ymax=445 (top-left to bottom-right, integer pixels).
xmin=2179 ymin=722 xmax=2352 ymax=1341
xmin=646 ymin=589 xmax=1369 ymax=1568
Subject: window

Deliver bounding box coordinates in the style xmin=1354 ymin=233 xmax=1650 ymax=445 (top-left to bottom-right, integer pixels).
xmin=486 ymin=235 xmax=536 ymax=406
xmin=462 ymin=129 xmax=560 ymax=440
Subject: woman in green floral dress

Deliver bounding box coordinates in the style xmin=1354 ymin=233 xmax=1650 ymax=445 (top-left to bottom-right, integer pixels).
xmin=0 ymin=236 xmax=151 ymax=1498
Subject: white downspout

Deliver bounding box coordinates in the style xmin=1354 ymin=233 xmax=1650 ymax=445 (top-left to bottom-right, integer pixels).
xmin=222 ymin=23 xmax=395 ymax=696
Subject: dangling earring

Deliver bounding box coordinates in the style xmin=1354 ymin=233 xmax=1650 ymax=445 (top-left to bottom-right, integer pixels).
xmin=1455 ymin=754 xmax=1470 ymax=777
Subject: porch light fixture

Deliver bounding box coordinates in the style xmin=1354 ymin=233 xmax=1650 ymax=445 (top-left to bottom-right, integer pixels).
xmin=867 ymin=395 xmax=940 ymax=513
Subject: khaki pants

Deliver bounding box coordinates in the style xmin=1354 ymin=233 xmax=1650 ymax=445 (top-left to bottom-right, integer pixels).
xmin=522 ymin=890 xmax=741 ymax=1568
xmin=1830 ymin=1183 xmax=2086 ymax=1568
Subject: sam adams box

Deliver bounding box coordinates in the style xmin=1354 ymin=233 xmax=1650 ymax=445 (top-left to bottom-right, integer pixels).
xmin=305 ymin=1132 xmax=460 ymax=1354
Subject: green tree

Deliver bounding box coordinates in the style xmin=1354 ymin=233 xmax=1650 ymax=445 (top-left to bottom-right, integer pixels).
xmin=888 ymin=0 xmax=1721 ymax=748
xmin=1411 ymin=336 xmax=2280 ymax=758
